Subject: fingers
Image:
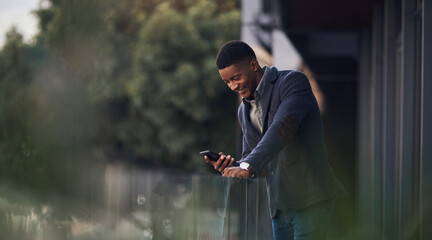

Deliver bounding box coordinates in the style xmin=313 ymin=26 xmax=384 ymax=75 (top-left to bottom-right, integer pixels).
xmin=204 ymin=155 xmax=211 ymax=164
xmin=214 ymin=155 xmax=227 ymax=172
xmin=227 ymin=156 xmax=235 ymax=168
xmin=214 ymin=154 xmax=235 ymax=172
xmin=222 ymin=166 xmax=231 ymax=176
xmin=203 ymin=152 xmax=235 ymax=173
xmin=222 ymin=167 xmax=250 ymax=178
xmin=219 ymin=155 xmax=233 ymax=171
xmin=218 ymin=152 xmax=235 ymax=167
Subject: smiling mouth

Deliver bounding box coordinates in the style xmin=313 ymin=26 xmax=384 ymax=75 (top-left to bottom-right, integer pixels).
xmin=238 ymin=87 xmax=246 ymax=94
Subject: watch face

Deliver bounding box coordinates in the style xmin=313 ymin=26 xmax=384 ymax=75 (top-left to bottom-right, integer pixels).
xmin=240 ymin=162 xmax=250 ymax=170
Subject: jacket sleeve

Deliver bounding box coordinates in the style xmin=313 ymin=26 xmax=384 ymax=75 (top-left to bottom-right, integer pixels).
xmin=241 ymin=71 xmax=314 ymax=175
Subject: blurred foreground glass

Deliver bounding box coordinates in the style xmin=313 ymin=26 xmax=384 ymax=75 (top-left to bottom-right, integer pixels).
xmin=0 ymin=164 xmax=272 ymax=240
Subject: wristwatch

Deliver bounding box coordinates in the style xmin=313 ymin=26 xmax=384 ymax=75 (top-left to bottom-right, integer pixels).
xmin=240 ymin=162 xmax=256 ymax=178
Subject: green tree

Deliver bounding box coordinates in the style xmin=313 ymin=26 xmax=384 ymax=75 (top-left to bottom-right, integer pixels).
xmin=0 ymin=0 xmax=241 ymax=190
xmin=121 ymin=0 xmax=240 ymax=169
xmin=0 ymin=28 xmax=51 ymax=190
xmin=0 ymin=1 xmax=240 ymax=236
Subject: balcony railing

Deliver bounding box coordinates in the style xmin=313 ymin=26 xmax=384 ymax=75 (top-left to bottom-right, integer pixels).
xmin=0 ymin=163 xmax=273 ymax=240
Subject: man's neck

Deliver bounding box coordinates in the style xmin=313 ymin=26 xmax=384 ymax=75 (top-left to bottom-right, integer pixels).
xmin=247 ymin=67 xmax=265 ymax=100
xmin=255 ymin=67 xmax=264 ymax=87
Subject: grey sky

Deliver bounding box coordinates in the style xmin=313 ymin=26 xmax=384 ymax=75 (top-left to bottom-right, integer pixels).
xmin=0 ymin=0 xmax=40 ymax=47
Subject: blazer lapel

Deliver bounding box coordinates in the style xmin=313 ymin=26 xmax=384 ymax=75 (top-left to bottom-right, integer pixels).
xmin=261 ymin=67 xmax=277 ymax=134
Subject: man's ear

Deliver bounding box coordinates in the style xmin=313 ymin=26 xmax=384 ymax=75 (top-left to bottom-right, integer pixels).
xmin=250 ymin=59 xmax=259 ymax=71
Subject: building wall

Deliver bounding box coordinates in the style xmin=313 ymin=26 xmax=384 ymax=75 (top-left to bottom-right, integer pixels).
xmin=357 ymin=0 xmax=431 ymax=239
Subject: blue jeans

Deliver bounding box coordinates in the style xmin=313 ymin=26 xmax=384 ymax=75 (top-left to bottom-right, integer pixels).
xmin=272 ymin=200 xmax=335 ymax=240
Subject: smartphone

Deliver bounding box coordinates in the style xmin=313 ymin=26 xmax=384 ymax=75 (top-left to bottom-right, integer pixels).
xmin=199 ymin=150 xmax=220 ymax=162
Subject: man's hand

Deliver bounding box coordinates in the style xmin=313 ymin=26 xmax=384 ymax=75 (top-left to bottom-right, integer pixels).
xmin=222 ymin=167 xmax=251 ymax=178
xmin=204 ymin=152 xmax=235 ymax=173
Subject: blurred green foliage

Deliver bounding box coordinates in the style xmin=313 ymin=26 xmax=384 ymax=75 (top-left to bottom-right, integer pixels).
xmin=0 ymin=0 xmax=240 ymax=191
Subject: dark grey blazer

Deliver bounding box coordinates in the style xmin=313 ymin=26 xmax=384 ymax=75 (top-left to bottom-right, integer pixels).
xmin=238 ymin=67 xmax=347 ymax=218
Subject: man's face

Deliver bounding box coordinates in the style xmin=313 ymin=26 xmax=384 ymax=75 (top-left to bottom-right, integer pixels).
xmin=218 ymin=59 xmax=260 ymax=98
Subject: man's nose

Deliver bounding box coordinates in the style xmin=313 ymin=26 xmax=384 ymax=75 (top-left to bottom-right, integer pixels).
xmin=229 ymin=83 xmax=239 ymax=91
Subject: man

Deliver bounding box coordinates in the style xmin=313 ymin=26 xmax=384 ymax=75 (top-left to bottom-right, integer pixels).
xmin=204 ymin=40 xmax=347 ymax=240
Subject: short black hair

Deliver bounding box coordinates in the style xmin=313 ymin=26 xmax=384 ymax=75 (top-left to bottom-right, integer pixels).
xmin=216 ymin=40 xmax=257 ymax=69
